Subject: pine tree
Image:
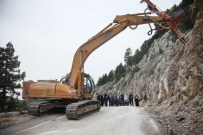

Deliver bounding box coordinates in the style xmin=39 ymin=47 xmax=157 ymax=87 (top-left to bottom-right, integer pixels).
xmin=132 ymin=49 xmax=142 ymax=65
xmin=97 ymin=73 xmax=108 ymax=86
xmin=107 ymin=70 xmax=114 ymax=82
xmin=124 ymin=48 xmax=132 ymax=66
xmin=114 ymin=63 xmax=126 ymax=82
xmin=0 ymin=42 xmax=26 ymax=112
xmin=97 ymin=77 xmax=102 ymax=86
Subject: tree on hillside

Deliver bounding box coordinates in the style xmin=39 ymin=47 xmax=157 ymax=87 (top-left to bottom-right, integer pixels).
xmin=132 ymin=49 xmax=141 ymax=65
xmin=114 ymin=63 xmax=126 ymax=82
xmin=0 ymin=42 xmax=26 ymax=112
xmin=97 ymin=77 xmax=103 ymax=86
xmin=124 ymin=48 xmax=132 ymax=66
xmin=107 ymin=70 xmax=114 ymax=82
xmin=97 ymin=70 xmax=115 ymax=86
xmin=97 ymin=73 xmax=108 ymax=86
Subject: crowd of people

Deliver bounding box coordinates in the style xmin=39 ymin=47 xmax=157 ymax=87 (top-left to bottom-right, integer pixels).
xmin=95 ymin=92 xmax=140 ymax=107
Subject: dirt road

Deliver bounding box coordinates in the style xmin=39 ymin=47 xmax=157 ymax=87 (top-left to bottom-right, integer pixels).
xmin=0 ymin=106 xmax=165 ymax=135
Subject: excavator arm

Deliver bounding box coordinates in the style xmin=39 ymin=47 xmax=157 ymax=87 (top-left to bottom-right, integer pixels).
xmin=68 ymin=11 xmax=185 ymax=97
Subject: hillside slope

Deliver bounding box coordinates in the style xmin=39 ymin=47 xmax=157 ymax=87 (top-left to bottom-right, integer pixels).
xmin=96 ymin=0 xmax=203 ymax=134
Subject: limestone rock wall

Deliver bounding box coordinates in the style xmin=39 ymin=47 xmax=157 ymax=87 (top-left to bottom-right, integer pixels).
xmin=96 ymin=0 xmax=203 ymax=134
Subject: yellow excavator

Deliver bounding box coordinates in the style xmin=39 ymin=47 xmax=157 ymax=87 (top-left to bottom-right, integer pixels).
xmin=23 ymin=0 xmax=187 ymax=120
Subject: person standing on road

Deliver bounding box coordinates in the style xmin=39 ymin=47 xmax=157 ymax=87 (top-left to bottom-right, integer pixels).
xmin=104 ymin=93 xmax=108 ymax=106
xmin=129 ymin=92 xmax=134 ymax=106
xmin=124 ymin=93 xmax=128 ymax=106
xmin=100 ymin=93 xmax=104 ymax=106
xmin=110 ymin=93 xmax=114 ymax=106
xmin=116 ymin=92 xmax=120 ymax=106
xmin=134 ymin=94 xmax=140 ymax=107
xmin=113 ymin=92 xmax=117 ymax=106
xmin=96 ymin=93 xmax=100 ymax=101
xmin=108 ymin=93 xmax=111 ymax=106
xmin=120 ymin=92 xmax=124 ymax=106
xmin=107 ymin=93 xmax=110 ymax=106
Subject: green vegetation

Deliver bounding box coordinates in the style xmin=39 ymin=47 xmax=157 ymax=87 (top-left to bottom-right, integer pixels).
xmin=97 ymin=70 xmax=115 ymax=86
xmin=124 ymin=48 xmax=133 ymax=66
xmin=97 ymin=63 xmax=126 ymax=86
xmin=97 ymin=0 xmax=194 ymax=86
xmin=0 ymin=43 xmax=26 ymax=112
xmin=114 ymin=63 xmax=126 ymax=83
xmin=133 ymin=65 xmax=141 ymax=74
xmin=4 ymin=97 xmax=27 ymax=112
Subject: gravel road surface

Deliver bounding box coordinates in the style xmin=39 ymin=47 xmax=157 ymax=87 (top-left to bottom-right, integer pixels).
xmin=0 ymin=106 xmax=165 ymax=135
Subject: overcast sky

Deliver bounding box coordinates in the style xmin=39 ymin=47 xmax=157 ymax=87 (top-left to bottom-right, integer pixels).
xmin=0 ymin=0 xmax=181 ymax=83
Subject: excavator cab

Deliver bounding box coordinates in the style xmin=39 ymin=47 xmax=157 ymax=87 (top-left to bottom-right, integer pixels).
xmin=83 ymin=74 xmax=95 ymax=94
xmin=60 ymin=73 xmax=95 ymax=99
xmin=60 ymin=73 xmax=95 ymax=95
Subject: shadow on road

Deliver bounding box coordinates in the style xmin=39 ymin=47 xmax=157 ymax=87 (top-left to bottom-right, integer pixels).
xmin=47 ymin=107 xmax=66 ymax=114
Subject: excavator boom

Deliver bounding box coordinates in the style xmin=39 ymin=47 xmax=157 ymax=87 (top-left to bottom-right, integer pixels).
xmin=69 ymin=12 xmax=186 ymax=94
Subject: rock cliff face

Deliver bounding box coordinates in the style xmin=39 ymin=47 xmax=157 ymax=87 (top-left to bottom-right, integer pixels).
xmin=96 ymin=0 xmax=203 ymax=134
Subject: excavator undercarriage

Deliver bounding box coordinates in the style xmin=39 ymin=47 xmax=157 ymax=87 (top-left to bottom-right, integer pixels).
xmin=26 ymin=99 xmax=100 ymax=119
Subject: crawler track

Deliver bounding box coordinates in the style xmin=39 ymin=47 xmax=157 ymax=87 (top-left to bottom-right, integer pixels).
xmin=28 ymin=101 xmax=57 ymax=116
xmin=66 ymin=100 xmax=101 ymax=120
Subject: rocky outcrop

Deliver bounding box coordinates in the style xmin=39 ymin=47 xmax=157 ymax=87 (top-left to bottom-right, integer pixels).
xmin=96 ymin=0 xmax=203 ymax=134
xmin=152 ymin=1 xmax=203 ymax=133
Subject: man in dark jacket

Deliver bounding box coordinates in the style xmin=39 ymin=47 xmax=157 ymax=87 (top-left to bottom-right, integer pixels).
xmin=110 ymin=93 xmax=114 ymax=106
xmin=134 ymin=95 xmax=139 ymax=107
xmin=96 ymin=93 xmax=100 ymax=101
xmin=100 ymin=93 xmax=104 ymax=106
xmin=120 ymin=93 xmax=124 ymax=106
xmin=104 ymin=93 xmax=108 ymax=106
xmin=113 ymin=93 xmax=117 ymax=106
xmin=129 ymin=92 xmax=134 ymax=106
